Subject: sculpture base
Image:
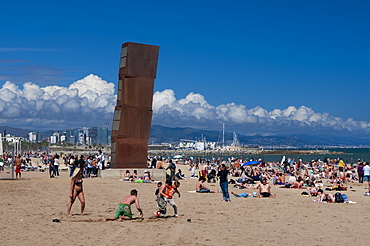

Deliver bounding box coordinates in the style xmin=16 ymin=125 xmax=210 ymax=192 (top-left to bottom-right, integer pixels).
xmin=100 ymin=168 xmax=166 ymax=181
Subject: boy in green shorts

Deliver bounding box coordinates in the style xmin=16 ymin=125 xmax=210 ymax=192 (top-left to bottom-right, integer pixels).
xmin=104 ymin=189 xmax=143 ymax=221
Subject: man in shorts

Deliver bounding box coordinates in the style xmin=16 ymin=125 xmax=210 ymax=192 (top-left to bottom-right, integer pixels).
xmin=255 ymin=179 xmax=276 ymax=198
xmin=14 ymin=155 xmax=22 ymax=179
xmin=363 ymin=162 xmax=370 ymax=192
xmin=104 ymin=189 xmax=143 ymax=221
xmin=196 ymin=176 xmax=218 ymax=193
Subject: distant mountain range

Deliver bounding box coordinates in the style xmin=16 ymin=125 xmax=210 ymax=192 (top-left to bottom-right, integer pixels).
xmin=149 ymin=125 xmax=370 ymax=147
xmin=1 ymin=125 xmax=369 ymax=147
xmin=0 ymin=126 xmax=55 ymax=139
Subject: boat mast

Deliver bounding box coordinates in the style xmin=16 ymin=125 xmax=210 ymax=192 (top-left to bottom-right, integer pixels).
xmin=222 ymin=123 xmax=225 ymax=147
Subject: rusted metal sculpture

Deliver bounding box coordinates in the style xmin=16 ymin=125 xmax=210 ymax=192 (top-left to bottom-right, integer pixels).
xmin=111 ymin=42 xmax=159 ymax=168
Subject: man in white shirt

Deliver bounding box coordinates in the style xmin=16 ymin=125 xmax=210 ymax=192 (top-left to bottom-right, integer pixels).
xmin=97 ymin=150 xmax=105 ymax=170
xmin=363 ymin=162 xmax=370 ymax=191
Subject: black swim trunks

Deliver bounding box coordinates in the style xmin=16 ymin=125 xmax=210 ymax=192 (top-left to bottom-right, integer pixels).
xmin=260 ymin=192 xmax=271 ymax=197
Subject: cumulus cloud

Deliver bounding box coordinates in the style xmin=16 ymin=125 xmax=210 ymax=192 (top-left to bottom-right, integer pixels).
xmin=0 ymin=74 xmax=116 ymax=130
xmin=152 ymin=89 xmax=370 ymax=137
xmin=0 ymin=74 xmax=370 ymax=137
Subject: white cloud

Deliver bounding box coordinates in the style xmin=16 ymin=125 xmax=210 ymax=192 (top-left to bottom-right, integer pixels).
xmin=152 ymin=89 xmax=370 ymax=137
xmin=0 ymin=74 xmax=116 ymax=130
xmin=0 ymin=74 xmax=369 ymax=137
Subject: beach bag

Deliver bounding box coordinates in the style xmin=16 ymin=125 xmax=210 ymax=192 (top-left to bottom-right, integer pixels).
xmin=301 ymin=191 xmax=309 ymax=196
xmin=335 ymin=192 xmax=344 ymax=203
xmin=341 ymin=194 xmax=348 ymax=202
xmin=171 ymin=163 xmax=176 ymax=170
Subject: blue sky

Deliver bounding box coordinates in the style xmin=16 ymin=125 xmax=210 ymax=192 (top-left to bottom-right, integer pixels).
xmin=0 ymin=1 xmax=369 ymax=137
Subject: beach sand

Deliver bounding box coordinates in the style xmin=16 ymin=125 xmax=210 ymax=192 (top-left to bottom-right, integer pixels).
xmin=1 ymin=167 xmax=369 ymax=246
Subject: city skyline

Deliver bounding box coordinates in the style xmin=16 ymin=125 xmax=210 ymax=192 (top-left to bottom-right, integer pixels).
xmin=1 ymin=1 xmax=369 ymax=139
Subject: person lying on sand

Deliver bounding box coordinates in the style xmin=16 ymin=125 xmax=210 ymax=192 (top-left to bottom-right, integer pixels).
xmin=279 ymin=180 xmax=304 ymax=189
xmin=104 ymin=189 xmax=143 ymax=221
xmin=231 ymin=191 xmax=257 ymax=198
xmin=196 ymin=177 xmax=219 ymax=193
xmin=234 ymin=180 xmax=254 ymax=189
xmin=255 ymin=179 xmax=276 ymax=198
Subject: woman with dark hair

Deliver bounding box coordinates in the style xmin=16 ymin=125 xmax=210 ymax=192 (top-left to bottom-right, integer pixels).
xmin=357 ymin=162 xmax=364 ymax=183
xmin=67 ymin=167 xmax=85 ymax=216
xmin=217 ymin=164 xmax=230 ymax=202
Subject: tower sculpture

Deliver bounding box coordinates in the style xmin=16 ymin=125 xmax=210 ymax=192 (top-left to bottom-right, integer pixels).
xmin=111 ymin=42 xmax=159 ymax=168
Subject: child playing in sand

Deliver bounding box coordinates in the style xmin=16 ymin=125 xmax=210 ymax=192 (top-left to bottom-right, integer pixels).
xmin=154 ymin=182 xmax=167 ymax=217
xmin=154 ymin=179 xmax=172 ymax=217
xmin=156 ymin=180 xmax=181 ymax=217
xmin=163 ymin=181 xmax=181 ymax=217
xmin=104 ymin=189 xmax=143 ymax=221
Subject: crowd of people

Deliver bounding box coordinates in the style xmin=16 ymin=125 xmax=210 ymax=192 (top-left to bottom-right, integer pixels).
xmin=3 ymin=151 xmax=370 ymax=219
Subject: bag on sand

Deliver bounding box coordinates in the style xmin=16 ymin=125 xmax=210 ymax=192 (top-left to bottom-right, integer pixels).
xmin=335 ymin=192 xmax=344 ymax=203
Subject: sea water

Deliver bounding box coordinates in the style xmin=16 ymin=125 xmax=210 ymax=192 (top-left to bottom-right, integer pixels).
xmin=172 ymin=148 xmax=370 ymax=164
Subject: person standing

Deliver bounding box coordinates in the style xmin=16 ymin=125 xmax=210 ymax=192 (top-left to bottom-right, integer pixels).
xmin=67 ymin=167 xmax=85 ymax=216
xmin=363 ymin=162 xmax=370 ymax=192
xmin=97 ymin=150 xmax=105 ymax=171
xmin=217 ymin=164 xmax=230 ymax=202
xmin=53 ymin=154 xmax=60 ymax=176
xmin=151 ymin=157 xmax=157 ymax=169
xmin=357 ymin=162 xmax=364 ymax=183
xmin=161 ymin=180 xmax=181 ymax=217
xmin=14 ymin=155 xmax=22 ymax=179
xmin=48 ymin=156 xmax=55 ymax=178
xmin=0 ymin=155 xmax=4 ymax=173
xmin=68 ymin=155 xmax=76 ymax=177
xmin=166 ymin=160 xmax=176 ymax=180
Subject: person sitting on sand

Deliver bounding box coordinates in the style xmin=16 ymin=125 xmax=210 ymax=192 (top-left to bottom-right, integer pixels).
xmin=132 ymin=170 xmax=139 ymax=180
xmin=255 ymin=179 xmax=276 ymax=198
xmin=175 ymin=169 xmax=186 ymax=180
xmin=306 ymin=186 xmax=319 ymax=197
xmin=104 ymin=189 xmax=143 ymax=221
xmin=316 ymin=190 xmax=335 ymax=202
xmin=196 ymin=176 xmax=218 ymax=193
xmin=67 ymin=167 xmax=85 ymax=216
xmin=123 ymin=170 xmax=130 ymax=181
xmin=143 ymin=171 xmax=153 ymax=183
xmin=275 ymin=173 xmax=285 ymax=185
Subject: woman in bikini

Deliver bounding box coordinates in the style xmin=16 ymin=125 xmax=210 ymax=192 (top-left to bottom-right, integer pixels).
xmin=67 ymin=167 xmax=85 ymax=216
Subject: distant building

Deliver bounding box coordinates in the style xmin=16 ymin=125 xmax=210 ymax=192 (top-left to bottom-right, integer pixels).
xmin=28 ymin=132 xmax=41 ymax=142
xmin=50 ymin=135 xmax=57 ymax=144
xmin=88 ymin=126 xmax=109 ymax=145
xmin=65 ymin=126 xmax=110 ymax=146
xmin=66 ymin=128 xmax=85 ymax=145
xmin=50 ymin=131 xmax=66 ymax=144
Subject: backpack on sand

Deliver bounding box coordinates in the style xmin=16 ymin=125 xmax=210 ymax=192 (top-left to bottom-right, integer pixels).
xmin=335 ymin=192 xmax=344 ymax=203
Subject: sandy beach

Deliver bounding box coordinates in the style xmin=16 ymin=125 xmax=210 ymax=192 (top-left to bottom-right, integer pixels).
xmin=1 ymin=167 xmax=369 ymax=246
